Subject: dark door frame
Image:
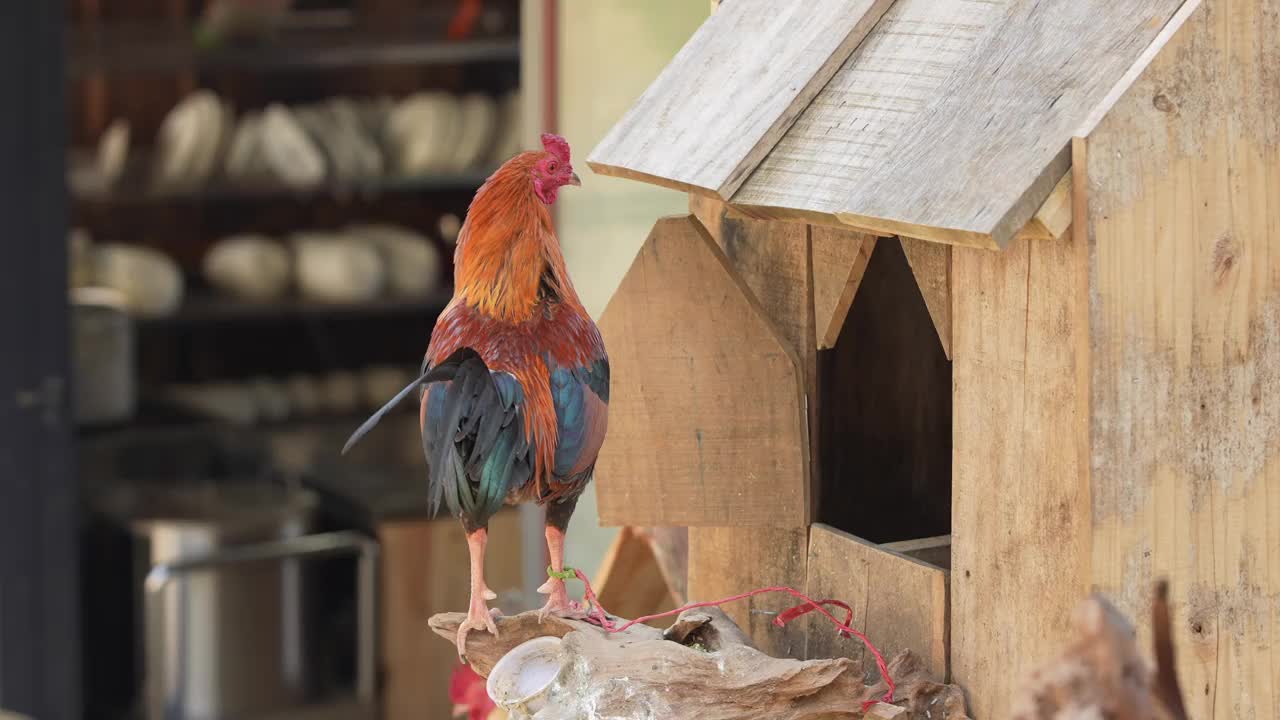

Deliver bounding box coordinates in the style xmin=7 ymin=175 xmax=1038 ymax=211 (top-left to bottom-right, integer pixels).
xmin=0 ymin=2 xmax=80 ymax=718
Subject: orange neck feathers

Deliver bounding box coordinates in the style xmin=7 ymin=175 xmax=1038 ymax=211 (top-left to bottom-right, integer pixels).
xmin=453 ymin=153 xmax=581 ymax=323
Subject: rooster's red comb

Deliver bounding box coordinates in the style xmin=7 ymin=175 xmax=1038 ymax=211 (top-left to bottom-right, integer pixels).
xmin=541 ymin=133 xmax=571 ymax=163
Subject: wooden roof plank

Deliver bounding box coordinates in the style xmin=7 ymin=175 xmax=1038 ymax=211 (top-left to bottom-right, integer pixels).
xmin=734 ymin=0 xmax=1187 ymax=248
xmin=586 ymin=0 xmax=896 ymax=200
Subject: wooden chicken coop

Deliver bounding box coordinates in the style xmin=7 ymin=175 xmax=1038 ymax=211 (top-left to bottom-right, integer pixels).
xmin=585 ymin=0 xmax=1280 ymax=717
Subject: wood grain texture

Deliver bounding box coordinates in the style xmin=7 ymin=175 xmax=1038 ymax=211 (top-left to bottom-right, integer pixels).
xmin=1020 ymin=171 xmax=1074 ymax=241
xmin=688 ymin=199 xmax=824 ymax=521
xmin=1084 ymin=1 xmax=1280 ymax=717
xmin=882 ymin=535 xmax=951 ymax=571
xmin=734 ymin=0 xmax=1185 ymax=248
xmin=804 ymin=525 xmax=949 ymax=681
xmin=812 ymin=226 xmax=876 ymax=349
xmin=595 ymin=215 xmax=809 ymax=527
xmin=950 ymin=230 xmax=1092 ymax=717
xmin=899 ymin=236 xmax=952 ymax=360
xmin=712 ymin=212 xmax=814 ymax=356
xmin=379 ymin=511 xmax=523 ymax=720
xmin=688 ymin=526 xmax=810 ymax=659
xmin=634 ymin=526 xmax=689 ymax=604
xmin=586 ymin=0 xmax=895 ymax=199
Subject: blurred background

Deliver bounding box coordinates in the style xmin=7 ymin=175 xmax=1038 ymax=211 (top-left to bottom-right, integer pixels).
xmin=0 ymin=1 xmax=699 ymax=718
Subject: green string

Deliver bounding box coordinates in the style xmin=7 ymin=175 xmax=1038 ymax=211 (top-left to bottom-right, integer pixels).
xmin=546 ymin=565 xmax=577 ymax=581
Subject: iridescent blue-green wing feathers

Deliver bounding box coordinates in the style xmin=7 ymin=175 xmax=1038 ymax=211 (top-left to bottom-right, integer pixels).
xmin=421 ymin=351 xmax=532 ymax=528
xmin=548 ymin=355 xmax=609 ymax=482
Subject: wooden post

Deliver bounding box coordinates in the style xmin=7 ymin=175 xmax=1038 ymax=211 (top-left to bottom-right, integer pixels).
xmin=949 ymin=227 xmax=1092 ymax=717
xmin=1083 ymin=1 xmax=1280 ymax=717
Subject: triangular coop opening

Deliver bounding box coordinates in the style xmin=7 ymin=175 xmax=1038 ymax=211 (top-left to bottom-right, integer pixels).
xmin=816 ymin=238 xmax=951 ymax=546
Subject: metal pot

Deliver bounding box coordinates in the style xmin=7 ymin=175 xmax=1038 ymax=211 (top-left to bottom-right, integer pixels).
xmin=107 ymin=484 xmax=377 ymax=720
xmin=70 ymin=286 xmax=136 ymax=424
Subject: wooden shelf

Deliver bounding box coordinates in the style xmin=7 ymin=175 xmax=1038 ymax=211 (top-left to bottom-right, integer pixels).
xmin=72 ymin=168 xmax=494 ymax=206
xmin=136 ymin=290 xmax=453 ymax=327
xmin=69 ymin=20 xmax=519 ymax=76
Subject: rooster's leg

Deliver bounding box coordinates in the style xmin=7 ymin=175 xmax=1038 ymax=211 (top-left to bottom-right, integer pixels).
xmin=536 ymin=524 xmax=586 ymax=621
xmin=456 ymin=527 xmax=500 ymax=659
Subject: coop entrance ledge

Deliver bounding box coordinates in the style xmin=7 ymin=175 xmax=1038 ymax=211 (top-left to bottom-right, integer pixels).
xmin=806 ymin=524 xmax=950 ymax=680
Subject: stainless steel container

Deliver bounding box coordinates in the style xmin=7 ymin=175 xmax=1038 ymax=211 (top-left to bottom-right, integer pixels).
xmin=70 ymin=286 xmax=136 ymax=424
xmin=111 ymin=484 xmax=377 ymax=720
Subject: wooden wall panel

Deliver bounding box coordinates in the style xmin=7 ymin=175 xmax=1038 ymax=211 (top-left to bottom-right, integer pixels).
xmin=687 ymin=526 xmax=810 ymax=659
xmin=950 ymin=228 xmax=1091 ymax=717
xmin=1084 ymin=1 xmax=1280 ymax=716
xmin=595 ymin=215 xmax=809 ymax=527
xmin=804 ymin=525 xmax=948 ymax=680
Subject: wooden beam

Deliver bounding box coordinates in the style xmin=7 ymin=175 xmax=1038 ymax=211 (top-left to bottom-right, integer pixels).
xmin=735 ymin=169 xmax=1074 ymax=249
xmin=898 ymin=237 xmax=952 ymax=360
xmin=881 ymin=535 xmax=951 ymax=571
xmin=804 ymin=525 xmax=949 ymax=680
xmin=587 ymin=0 xmax=896 ymax=200
xmin=595 ymin=215 xmax=809 ymax=527
xmin=733 ymin=0 xmax=1185 ymax=249
xmin=950 ymin=226 xmax=1092 ymax=716
xmin=1084 ymin=1 xmax=1280 ymax=716
xmin=1018 ymin=170 xmax=1074 ymax=241
xmin=812 ymin=227 xmax=876 ymax=350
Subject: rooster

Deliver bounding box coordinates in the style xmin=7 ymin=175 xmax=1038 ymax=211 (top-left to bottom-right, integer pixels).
xmin=344 ymin=134 xmax=608 ymax=657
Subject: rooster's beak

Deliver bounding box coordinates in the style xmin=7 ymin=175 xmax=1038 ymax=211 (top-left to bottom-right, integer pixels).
xmin=568 ymin=172 xmax=582 ymax=187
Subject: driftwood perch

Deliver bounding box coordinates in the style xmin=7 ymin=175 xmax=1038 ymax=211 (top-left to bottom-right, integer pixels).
xmin=430 ymin=608 xmax=969 ymax=720
xmin=1010 ymin=581 xmax=1188 ymax=719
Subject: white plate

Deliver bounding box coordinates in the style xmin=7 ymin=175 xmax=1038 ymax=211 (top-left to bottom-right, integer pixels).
xmin=96 ymin=118 xmax=130 ymax=186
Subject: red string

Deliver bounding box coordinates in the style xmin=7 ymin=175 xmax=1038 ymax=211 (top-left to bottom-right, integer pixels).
xmin=570 ymin=568 xmax=895 ymax=711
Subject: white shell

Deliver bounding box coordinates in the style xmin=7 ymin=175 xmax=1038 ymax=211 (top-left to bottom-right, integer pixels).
xmin=68 ymin=228 xmax=95 ymax=288
xmin=346 ymin=224 xmax=442 ymax=298
xmin=166 ymin=383 xmax=257 ymax=425
xmin=360 ymin=365 xmax=416 ymax=410
xmin=203 ymin=234 xmax=292 ymax=301
xmin=261 ymin=104 xmax=326 ymax=189
xmin=321 ymin=371 xmax=361 ymax=414
xmin=450 ymin=94 xmax=498 ymax=170
xmin=223 ymin=110 xmax=265 ymax=180
xmin=437 ymin=214 xmax=462 ymax=245
xmin=387 ymin=92 xmax=460 ymax=174
xmin=486 ymin=636 xmax=565 ymax=714
xmin=249 ymin=377 xmax=291 ymax=422
xmin=93 ymin=243 xmax=184 ymax=317
xmin=292 ymin=233 xmax=386 ymax=303
xmin=97 ymin=118 xmax=130 ymax=186
xmin=490 ymin=91 xmax=524 ymax=164
xmin=154 ymin=90 xmax=223 ymax=188
xmin=285 ymin=374 xmax=323 ymax=416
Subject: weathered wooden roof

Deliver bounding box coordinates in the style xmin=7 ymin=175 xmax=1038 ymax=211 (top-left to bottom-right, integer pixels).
xmin=588 ymin=0 xmax=1188 ymax=249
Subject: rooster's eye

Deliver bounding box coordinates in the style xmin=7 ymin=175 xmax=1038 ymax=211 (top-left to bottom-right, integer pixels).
xmin=547 ymin=161 xmax=558 ymax=172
